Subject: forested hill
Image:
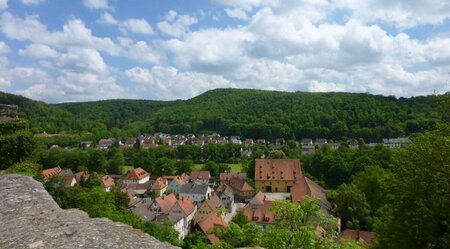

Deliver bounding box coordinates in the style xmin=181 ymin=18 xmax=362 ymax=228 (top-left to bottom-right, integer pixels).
xmin=1 ymin=89 xmax=448 ymax=141
xmin=148 ymin=89 xmax=447 ymax=141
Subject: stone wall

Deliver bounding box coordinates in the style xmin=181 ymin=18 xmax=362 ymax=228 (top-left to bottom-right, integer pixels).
xmin=0 ymin=174 xmax=180 ymax=249
xmin=0 ymin=104 xmax=18 ymax=120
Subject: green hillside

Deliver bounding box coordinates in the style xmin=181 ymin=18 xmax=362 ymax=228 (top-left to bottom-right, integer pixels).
xmin=1 ymin=89 xmax=448 ymax=142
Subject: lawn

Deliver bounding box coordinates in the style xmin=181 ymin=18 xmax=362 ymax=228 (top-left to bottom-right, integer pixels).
xmin=193 ymin=163 xmax=242 ymax=173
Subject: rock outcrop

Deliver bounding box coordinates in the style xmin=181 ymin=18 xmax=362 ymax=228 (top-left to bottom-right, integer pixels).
xmin=0 ymin=104 xmax=18 ymax=120
xmin=0 ymin=174 xmax=179 ymax=249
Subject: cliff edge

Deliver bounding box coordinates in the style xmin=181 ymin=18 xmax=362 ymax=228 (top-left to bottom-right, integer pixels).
xmin=0 ymin=174 xmax=179 ymax=249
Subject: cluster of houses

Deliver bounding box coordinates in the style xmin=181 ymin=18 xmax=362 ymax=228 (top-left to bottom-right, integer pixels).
xmin=40 ymin=159 xmax=375 ymax=246
xmin=85 ymin=132 xmax=412 ymax=156
xmin=41 ymin=166 xmax=115 ymax=191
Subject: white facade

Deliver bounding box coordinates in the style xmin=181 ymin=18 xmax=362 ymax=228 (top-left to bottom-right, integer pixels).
xmin=123 ymin=175 xmax=149 ymax=185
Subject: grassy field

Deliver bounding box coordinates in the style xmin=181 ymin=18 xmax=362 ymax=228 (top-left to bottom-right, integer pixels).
xmin=193 ymin=163 xmax=242 ymax=173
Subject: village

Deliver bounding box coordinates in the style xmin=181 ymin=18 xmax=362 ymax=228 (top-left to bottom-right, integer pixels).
xmin=41 ymin=158 xmax=376 ymax=246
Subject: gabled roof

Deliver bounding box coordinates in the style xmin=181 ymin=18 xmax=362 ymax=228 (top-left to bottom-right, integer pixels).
xmin=101 ymin=175 xmax=115 ymax=188
xmin=216 ymin=184 xmax=234 ymax=197
xmin=228 ymin=179 xmax=255 ymax=192
xmin=290 ymin=177 xmax=332 ymax=214
xmin=190 ymin=171 xmax=210 ymax=181
xmin=151 ymin=177 xmax=167 ymax=191
xmin=154 ymin=193 xmax=177 ymax=214
xmin=175 ymin=197 xmax=196 ymax=217
xmin=249 ymin=191 xmax=265 ymax=205
xmin=204 ymin=193 xmax=224 ymax=210
xmin=179 ymin=183 xmax=210 ymax=195
xmin=241 ymin=193 xmax=274 ymax=225
xmin=219 ymin=172 xmax=246 ymax=182
xmin=42 ymin=166 xmax=61 ymax=180
xmin=341 ymin=229 xmax=376 ymax=245
xmin=170 ymin=176 xmax=186 ymax=187
xmin=198 ymin=211 xmax=228 ymax=244
xmin=255 ymin=159 xmax=301 ymax=181
xmin=74 ymin=171 xmax=88 ymax=183
xmin=122 ymin=167 xmax=149 ymax=180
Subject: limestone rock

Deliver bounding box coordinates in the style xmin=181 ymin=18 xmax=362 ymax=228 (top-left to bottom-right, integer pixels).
xmin=0 ymin=174 xmax=180 ymax=249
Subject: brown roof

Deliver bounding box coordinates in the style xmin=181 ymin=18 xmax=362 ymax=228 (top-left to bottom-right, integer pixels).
xmin=123 ymin=167 xmax=149 ymax=180
xmin=219 ymin=172 xmax=246 ymax=182
xmin=101 ymin=175 xmax=115 ymax=188
xmin=171 ymin=176 xmax=186 ymax=187
xmin=64 ymin=176 xmax=76 ymax=186
xmin=341 ymin=229 xmax=376 ymax=245
xmin=190 ymin=170 xmax=210 ymax=181
xmin=176 ymin=197 xmax=196 ymax=217
xmin=154 ymin=193 xmax=177 ymax=214
xmin=74 ymin=171 xmax=88 ymax=183
xmin=204 ymin=193 xmax=224 ymax=210
xmin=291 ymin=177 xmax=331 ymax=213
xmin=42 ymin=166 xmax=61 ymax=180
xmin=151 ymin=177 xmax=167 ymax=191
xmin=255 ymin=159 xmax=301 ymax=181
xmin=241 ymin=192 xmax=274 ymax=225
xmin=228 ymin=179 xmax=255 ymax=192
xmin=198 ymin=211 xmax=228 ymax=243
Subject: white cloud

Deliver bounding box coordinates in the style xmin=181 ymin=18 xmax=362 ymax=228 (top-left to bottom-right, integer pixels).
xmin=119 ymin=18 xmax=153 ymax=35
xmin=157 ymin=10 xmax=197 ymax=37
xmin=117 ymin=37 xmax=164 ymax=65
xmin=0 ymin=41 xmax=10 ymax=54
xmin=83 ymin=0 xmax=110 ymax=10
xmin=225 ymin=8 xmax=250 ymax=21
xmin=97 ymin=13 xmax=153 ymax=35
xmin=19 ymin=44 xmax=58 ymax=58
xmin=22 ymin=0 xmax=45 ymax=5
xmin=125 ymin=66 xmax=234 ymax=100
xmin=0 ymin=0 xmax=7 ymax=10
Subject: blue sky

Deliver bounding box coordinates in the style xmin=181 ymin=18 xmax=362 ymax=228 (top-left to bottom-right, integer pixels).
xmin=0 ymin=0 xmax=449 ymax=103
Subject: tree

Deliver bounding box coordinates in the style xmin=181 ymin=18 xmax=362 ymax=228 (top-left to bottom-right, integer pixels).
xmin=154 ymin=157 xmax=175 ymax=176
xmin=330 ymin=183 xmax=372 ymax=230
xmin=351 ymin=165 xmax=391 ymax=211
xmin=88 ymin=150 xmax=107 ymax=174
xmin=0 ymin=119 xmax=35 ymax=170
xmin=375 ymin=125 xmax=450 ymax=249
xmin=108 ymin=149 xmax=125 ymax=174
xmin=175 ymin=159 xmax=194 ymax=175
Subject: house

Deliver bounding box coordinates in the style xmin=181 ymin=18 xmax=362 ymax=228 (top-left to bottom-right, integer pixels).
xmin=190 ymin=170 xmax=211 ymax=184
xmin=197 ymin=211 xmax=228 ymax=244
xmin=179 ymin=183 xmax=212 ymax=206
xmin=314 ymin=138 xmax=327 ymax=146
xmin=302 ymin=145 xmax=316 ymax=154
xmin=167 ymin=176 xmax=186 ymax=194
xmin=130 ymin=198 xmax=157 ymax=221
xmin=239 ymin=191 xmax=274 ymax=228
xmin=193 ymin=192 xmax=224 ymax=223
xmin=150 ymin=193 xmax=178 ymax=215
xmin=96 ymin=138 xmax=117 ymax=150
xmin=256 ymin=139 xmax=266 ymax=145
xmin=230 ymin=136 xmax=242 ymax=145
xmin=275 ymin=138 xmax=285 ymax=145
xmin=301 ymin=138 xmax=313 ymax=145
xmin=255 ymin=159 xmax=301 ymax=193
xmin=219 ymin=172 xmax=246 ymax=184
xmin=347 ymin=139 xmax=359 ymax=148
xmin=168 ymin=197 xmax=197 ymax=240
xmin=122 ymin=137 xmax=137 ymax=149
xmin=101 ymin=175 xmax=115 ymax=192
xmin=227 ymin=178 xmax=255 ymax=202
xmin=290 ymin=176 xmax=332 ymax=215
xmin=59 ymin=169 xmax=77 ymax=187
xmin=41 ymin=166 xmax=62 ymax=182
xmin=122 ymin=167 xmax=150 ymax=185
xmin=74 ymin=171 xmax=89 ymax=184
xmin=79 ymin=141 xmax=93 ymax=149
xmin=151 ymin=177 xmax=168 ymax=197
xmin=215 ymin=184 xmax=234 ymax=211
xmin=382 ymin=137 xmax=412 ymax=148
xmin=340 ymin=229 xmax=376 ymax=245
xmin=243 ymin=139 xmax=254 ymax=146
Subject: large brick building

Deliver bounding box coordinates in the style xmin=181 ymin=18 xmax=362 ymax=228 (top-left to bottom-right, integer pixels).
xmin=254 ymin=159 xmax=301 ymax=193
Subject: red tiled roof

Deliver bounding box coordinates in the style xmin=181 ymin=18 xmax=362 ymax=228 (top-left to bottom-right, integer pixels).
xmin=255 ymin=159 xmax=301 ymax=181
xmin=341 ymin=229 xmax=376 ymax=245
xmin=171 ymin=176 xmax=186 ymax=187
xmin=151 ymin=177 xmax=167 ymax=190
xmin=123 ymin=167 xmax=149 ymax=180
xmin=219 ymin=172 xmax=246 ymax=182
xmin=176 ymin=197 xmax=196 ymax=217
xmin=190 ymin=170 xmax=210 ymax=181
xmin=155 ymin=193 xmax=177 ymax=214
xmin=241 ymin=192 xmax=274 ymax=225
xmin=255 ymin=159 xmax=302 ymax=181
xmin=198 ymin=211 xmax=228 ymax=243
xmin=101 ymin=175 xmax=115 ymax=188
xmin=290 ymin=177 xmax=311 ymax=203
xmin=291 ymin=177 xmax=332 ymax=213
xmin=42 ymin=166 xmax=61 ymax=180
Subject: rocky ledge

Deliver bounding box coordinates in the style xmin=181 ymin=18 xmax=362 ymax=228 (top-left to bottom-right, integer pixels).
xmin=0 ymin=174 xmax=179 ymax=249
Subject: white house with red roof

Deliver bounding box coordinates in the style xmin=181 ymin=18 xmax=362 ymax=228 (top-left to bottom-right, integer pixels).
xmin=122 ymin=167 xmax=149 ymax=185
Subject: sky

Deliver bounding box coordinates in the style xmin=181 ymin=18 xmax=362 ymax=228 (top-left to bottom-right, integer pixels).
xmin=0 ymin=0 xmax=449 ymax=103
